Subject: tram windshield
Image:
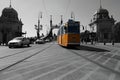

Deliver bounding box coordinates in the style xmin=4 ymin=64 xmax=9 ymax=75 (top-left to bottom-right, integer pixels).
xmin=68 ymin=23 xmax=80 ymax=33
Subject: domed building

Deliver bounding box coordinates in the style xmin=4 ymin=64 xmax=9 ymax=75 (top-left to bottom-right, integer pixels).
xmin=0 ymin=5 xmax=23 ymax=45
xmin=89 ymin=6 xmax=115 ymax=42
xmin=113 ymin=22 xmax=120 ymax=42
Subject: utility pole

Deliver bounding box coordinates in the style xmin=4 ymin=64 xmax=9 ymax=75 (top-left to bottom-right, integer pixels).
xmin=50 ymin=15 xmax=52 ymax=28
xmin=37 ymin=18 xmax=40 ymax=39
xmin=61 ymin=15 xmax=63 ymax=25
xmin=25 ymin=31 xmax=27 ymax=37
xmin=71 ymin=12 xmax=75 ymax=20
xmin=49 ymin=15 xmax=53 ymax=40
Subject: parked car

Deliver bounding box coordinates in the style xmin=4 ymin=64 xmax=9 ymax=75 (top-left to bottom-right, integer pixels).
xmin=35 ymin=39 xmax=45 ymax=44
xmin=45 ymin=39 xmax=50 ymax=42
xmin=8 ymin=37 xmax=30 ymax=48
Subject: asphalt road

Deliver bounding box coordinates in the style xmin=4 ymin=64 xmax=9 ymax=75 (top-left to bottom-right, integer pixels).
xmin=0 ymin=42 xmax=120 ymax=80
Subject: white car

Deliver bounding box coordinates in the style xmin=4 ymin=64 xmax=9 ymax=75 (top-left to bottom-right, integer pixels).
xmin=8 ymin=37 xmax=30 ymax=48
xmin=35 ymin=39 xmax=45 ymax=44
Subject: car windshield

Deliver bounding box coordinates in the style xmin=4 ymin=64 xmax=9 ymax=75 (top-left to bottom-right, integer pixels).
xmin=14 ymin=37 xmax=23 ymax=40
xmin=37 ymin=39 xmax=43 ymax=41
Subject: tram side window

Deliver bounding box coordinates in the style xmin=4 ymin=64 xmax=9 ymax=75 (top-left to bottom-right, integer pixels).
xmin=57 ymin=29 xmax=60 ymax=36
xmin=64 ymin=26 xmax=68 ymax=33
xmin=58 ymin=26 xmax=68 ymax=35
xmin=61 ymin=26 xmax=64 ymax=34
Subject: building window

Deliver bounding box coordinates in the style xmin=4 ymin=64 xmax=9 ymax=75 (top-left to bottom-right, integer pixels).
xmin=104 ymin=33 xmax=108 ymax=39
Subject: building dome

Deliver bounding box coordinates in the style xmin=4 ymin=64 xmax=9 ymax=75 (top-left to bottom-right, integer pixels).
xmin=97 ymin=8 xmax=109 ymax=14
xmin=93 ymin=7 xmax=110 ymax=20
xmin=1 ymin=6 xmax=18 ymax=20
xmin=94 ymin=8 xmax=109 ymax=16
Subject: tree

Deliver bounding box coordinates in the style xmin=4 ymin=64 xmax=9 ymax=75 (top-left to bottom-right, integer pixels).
xmin=80 ymin=30 xmax=91 ymax=44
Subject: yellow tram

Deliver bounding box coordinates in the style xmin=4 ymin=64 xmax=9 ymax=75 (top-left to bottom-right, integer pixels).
xmin=57 ymin=19 xmax=80 ymax=47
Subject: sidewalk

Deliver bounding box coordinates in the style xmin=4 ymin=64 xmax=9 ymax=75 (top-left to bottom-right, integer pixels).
xmin=81 ymin=42 xmax=120 ymax=47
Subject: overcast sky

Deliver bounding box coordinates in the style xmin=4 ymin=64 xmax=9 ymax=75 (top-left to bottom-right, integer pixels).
xmin=0 ymin=0 xmax=120 ymax=37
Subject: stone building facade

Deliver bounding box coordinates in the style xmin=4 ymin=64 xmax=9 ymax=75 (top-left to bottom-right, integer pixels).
xmin=0 ymin=5 xmax=23 ymax=45
xmin=89 ymin=7 xmax=115 ymax=42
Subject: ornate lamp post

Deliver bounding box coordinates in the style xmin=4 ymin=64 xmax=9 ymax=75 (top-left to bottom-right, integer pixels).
xmin=35 ymin=12 xmax=42 ymax=39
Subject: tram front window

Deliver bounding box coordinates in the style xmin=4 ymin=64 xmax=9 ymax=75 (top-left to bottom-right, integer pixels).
xmin=68 ymin=26 xmax=79 ymax=33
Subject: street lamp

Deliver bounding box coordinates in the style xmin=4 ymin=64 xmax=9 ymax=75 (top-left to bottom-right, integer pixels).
xmin=25 ymin=31 xmax=27 ymax=37
xmin=80 ymin=25 xmax=85 ymax=33
xmin=35 ymin=12 xmax=43 ymax=39
xmin=35 ymin=24 xmax=42 ymax=39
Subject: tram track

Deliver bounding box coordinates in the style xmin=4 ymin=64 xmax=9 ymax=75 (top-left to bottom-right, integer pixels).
xmin=0 ymin=43 xmax=53 ymax=72
xmin=0 ymin=45 xmax=45 ymax=59
xmin=68 ymin=48 xmax=120 ymax=75
xmin=0 ymin=43 xmax=120 ymax=80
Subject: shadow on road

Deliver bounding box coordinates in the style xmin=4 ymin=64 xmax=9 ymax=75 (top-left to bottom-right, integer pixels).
xmin=65 ymin=45 xmax=110 ymax=52
xmin=9 ymin=45 xmax=32 ymax=49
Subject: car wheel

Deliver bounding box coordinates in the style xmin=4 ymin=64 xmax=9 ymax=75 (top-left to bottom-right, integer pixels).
xmin=9 ymin=46 xmax=12 ymax=48
xmin=20 ymin=44 xmax=23 ymax=47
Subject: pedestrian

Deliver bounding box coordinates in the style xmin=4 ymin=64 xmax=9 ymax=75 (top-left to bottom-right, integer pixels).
xmin=112 ymin=40 xmax=114 ymax=46
xmin=104 ymin=40 xmax=106 ymax=45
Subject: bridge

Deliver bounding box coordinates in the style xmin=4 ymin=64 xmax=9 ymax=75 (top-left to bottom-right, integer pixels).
xmin=35 ymin=15 xmax=62 ymax=41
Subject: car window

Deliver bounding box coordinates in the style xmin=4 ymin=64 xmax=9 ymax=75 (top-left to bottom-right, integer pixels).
xmin=14 ymin=37 xmax=23 ymax=40
xmin=23 ymin=38 xmax=26 ymax=41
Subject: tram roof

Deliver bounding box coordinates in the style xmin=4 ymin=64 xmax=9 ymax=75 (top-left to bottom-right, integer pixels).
xmin=59 ymin=19 xmax=80 ymax=28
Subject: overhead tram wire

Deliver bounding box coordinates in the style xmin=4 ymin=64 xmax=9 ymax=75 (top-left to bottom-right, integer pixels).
xmin=43 ymin=0 xmax=71 ymax=19
xmin=42 ymin=0 xmax=73 ymax=27
xmin=64 ymin=0 xmax=71 ymax=20
xmin=42 ymin=0 xmax=49 ymax=17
